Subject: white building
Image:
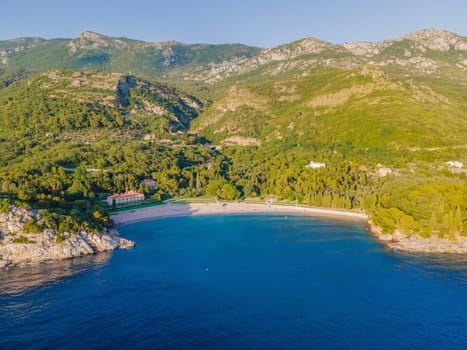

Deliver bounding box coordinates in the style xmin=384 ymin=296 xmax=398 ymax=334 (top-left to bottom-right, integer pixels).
xmin=446 ymin=161 xmax=463 ymax=168
xmin=143 ymin=133 xmax=155 ymax=141
xmin=378 ymin=167 xmax=393 ymax=177
xmin=142 ymin=179 xmax=156 ymax=188
xmin=107 ymin=191 xmax=144 ymax=205
xmin=306 ymin=161 xmax=326 ymax=169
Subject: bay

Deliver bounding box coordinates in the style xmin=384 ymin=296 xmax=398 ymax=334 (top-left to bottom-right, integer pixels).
xmin=1 ymin=214 xmax=466 ymax=349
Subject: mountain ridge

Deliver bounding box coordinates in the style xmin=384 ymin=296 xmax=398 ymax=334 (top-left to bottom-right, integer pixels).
xmin=2 ymin=28 xmax=465 ymax=48
xmin=1 ymin=28 xmax=465 ymax=85
xmin=0 ymin=70 xmax=204 ymax=138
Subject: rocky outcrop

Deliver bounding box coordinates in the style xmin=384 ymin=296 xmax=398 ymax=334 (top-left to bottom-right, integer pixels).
xmin=402 ymin=29 xmax=467 ymax=52
xmin=67 ymin=31 xmax=117 ymax=54
xmin=185 ymin=28 xmax=466 ymax=83
xmin=343 ymin=41 xmax=390 ymax=57
xmin=344 ymin=29 xmax=467 ymax=57
xmin=222 ymin=136 xmax=261 ymax=146
xmin=185 ymin=38 xmax=354 ymax=83
xmin=116 ymin=75 xmax=137 ymax=107
xmin=0 ymin=207 xmax=135 ymax=269
xmin=0 ymin=37 xmax=45 ymax=66
xmin=368 ymin=220 xmax=467 ymax=253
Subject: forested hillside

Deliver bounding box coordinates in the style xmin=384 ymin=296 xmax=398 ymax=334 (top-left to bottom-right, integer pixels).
xmin=0 ymin=29 xmax=466 ymax=240
xmin=0 ymin=31 xmax=259 ymax=88
xmin=0 ymin=70 xmax=215 ymax=232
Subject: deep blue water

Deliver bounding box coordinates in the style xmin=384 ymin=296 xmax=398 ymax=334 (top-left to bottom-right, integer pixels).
xmin=1 ymin=214 xmax=467 ymax=350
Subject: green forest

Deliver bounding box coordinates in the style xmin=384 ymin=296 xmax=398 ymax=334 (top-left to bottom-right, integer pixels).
xmin=0 ymin=67 xmax=465 ymax=240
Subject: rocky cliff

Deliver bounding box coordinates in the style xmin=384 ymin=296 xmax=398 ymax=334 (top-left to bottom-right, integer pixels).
xmin=0 ymin=207 xmax=135 ymax=269
xmin=368 ymin=221 xmax=467 ymax=254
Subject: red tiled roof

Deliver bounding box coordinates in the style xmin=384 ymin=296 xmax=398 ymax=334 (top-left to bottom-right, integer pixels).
xmin=108 ymin=191 xmax=144 ymax=199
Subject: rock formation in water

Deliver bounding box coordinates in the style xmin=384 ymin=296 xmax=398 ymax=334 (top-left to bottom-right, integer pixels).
xmin=0 ymin=207 xmax=135 ymax=269
xmin=368 ymin=221 xmax=467 ymax=254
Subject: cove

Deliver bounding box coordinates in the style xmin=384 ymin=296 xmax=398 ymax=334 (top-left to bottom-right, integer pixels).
xmin=1 ymin=214 xmax=466 ymax=349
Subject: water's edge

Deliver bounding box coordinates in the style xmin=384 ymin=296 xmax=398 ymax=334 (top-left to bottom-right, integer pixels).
xmin=112 ymin=202 xmax=467 ymax=254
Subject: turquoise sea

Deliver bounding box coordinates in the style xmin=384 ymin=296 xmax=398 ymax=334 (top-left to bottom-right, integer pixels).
xmin=1 ymin=214 xmax=466 ymax=349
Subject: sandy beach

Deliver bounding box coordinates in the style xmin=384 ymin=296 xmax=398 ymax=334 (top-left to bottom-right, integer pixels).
xmin=110 ymin=202 xmax=467 ymax=253
xmin=111 ymin=202 xmax=368 ymax=225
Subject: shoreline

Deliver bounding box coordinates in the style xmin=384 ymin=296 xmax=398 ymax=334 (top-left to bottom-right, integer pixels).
xmin=368 ymin=221 xmax=467 ymax=254
xmin=111 ymin=201 xmax=467 ymax=254
xmin=110 ymin=202 xmax=368 ymax=225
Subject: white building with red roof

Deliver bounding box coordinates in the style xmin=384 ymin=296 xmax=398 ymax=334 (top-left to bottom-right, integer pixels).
xmin=142 ymin=179 xmax=156 ymax=188
xmin=107 ymin=191 xmax=144 ymax=205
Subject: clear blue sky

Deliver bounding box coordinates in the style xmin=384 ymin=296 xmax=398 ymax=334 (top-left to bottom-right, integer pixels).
xmin=1 ymin=0 xmax=466 ymax=47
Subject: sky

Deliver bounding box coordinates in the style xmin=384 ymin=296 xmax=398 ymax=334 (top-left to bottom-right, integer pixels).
xmin=1 ymin=0 xmax=466 ymax=47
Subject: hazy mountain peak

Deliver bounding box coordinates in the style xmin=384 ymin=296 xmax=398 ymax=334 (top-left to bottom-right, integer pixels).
xmin=69 ymin=31 xmax=125 ymax=53
xmin=252 ymin=36 xmax=335 ymax=65
xmin=6 ymin=36 xmax=45 ymax=44
xmin=1 ymin=28 xmax=466 ymax=86
xmin=401 ymin=28 xmax=467 ymax=52
xmin=343 ymin=28 xmax=467 ymax=57
xmin=273 ymin=36 xmax=333 ymax=54
xmin=78 ymin=31 xmax=107 ymax=41
xmin=289 ymin=36 xmax=331 ymax=46
xmin=403 ymin=28 xmax=456 ymax=40
xmin=342 ymin=41 xmax=388 ymax=57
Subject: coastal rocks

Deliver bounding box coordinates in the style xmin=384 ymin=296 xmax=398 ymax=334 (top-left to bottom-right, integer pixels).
xmin=0 ymin=207 xmax=135 ymax=269
xmin=392 ymin=235 xmax=467 ymax=253
xmin=391 ymin=230 xmax=404 ymax=242
xmin=368 ymin=220 xmax=467 ymax=253
xmin=0 ymin=259 xmax=9 ymax=269
xmin=377 ymin=233 xmax=393 ymax=241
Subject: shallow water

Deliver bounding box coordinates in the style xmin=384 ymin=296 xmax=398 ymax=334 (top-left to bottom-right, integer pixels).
xmin=1 ymin=214 xmax=466 ymax=349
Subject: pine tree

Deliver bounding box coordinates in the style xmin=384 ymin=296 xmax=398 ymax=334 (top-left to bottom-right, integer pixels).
xmin=454 ymin=207 xmax=463 ymax=234
xmin=428 ymin=212 xmax=438 ymax=235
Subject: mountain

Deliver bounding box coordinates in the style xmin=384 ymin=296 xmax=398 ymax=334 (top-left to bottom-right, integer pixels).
xmin=0 ymin=69 xmax=223 ymax=226
xmin=0 ymin=70 xmax=203 ymax=137
xmin=0 ymin=31 xmax=259 ymax=85
xmin=1 ymin=29 xmax=465 ymax=104
xmin=192 ymin=64 xmax=467 ymax=149
xmin=189 ymin=29 xmax=467 ymax=151
xmin=183 ymin=29 xmax=467 ymax=83
xmin=0 ymin=29 xmax=466 ymax=244
xmin=2 ymin=29 xmax=465 ymax=85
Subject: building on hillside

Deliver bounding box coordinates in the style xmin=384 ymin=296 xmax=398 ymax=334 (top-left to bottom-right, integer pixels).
xmin=142 ymin=179 xmax=156 ymax=188
xmin=107 ymin=191 xmax=144 ymax=205
xmin=378 ymin=167 xmax=393 ymax=177
xmin=306 ymin=161 xmax=326 ymax=169
xmin=446 ymin=161 xmax=463 ymax=168
xmin=143 ymin=133 xmax=155 ymax=141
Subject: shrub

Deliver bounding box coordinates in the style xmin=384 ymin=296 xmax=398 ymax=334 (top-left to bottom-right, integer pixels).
xmin=55 ymin=234 xmax=66 ymax=243
xmin=23 ymin=218 xmax=42 ymax=234
xmin=12 ymin=235 xmax=35 ymax=244
xmin=0 ymin=199 xmax=10 ymax=214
